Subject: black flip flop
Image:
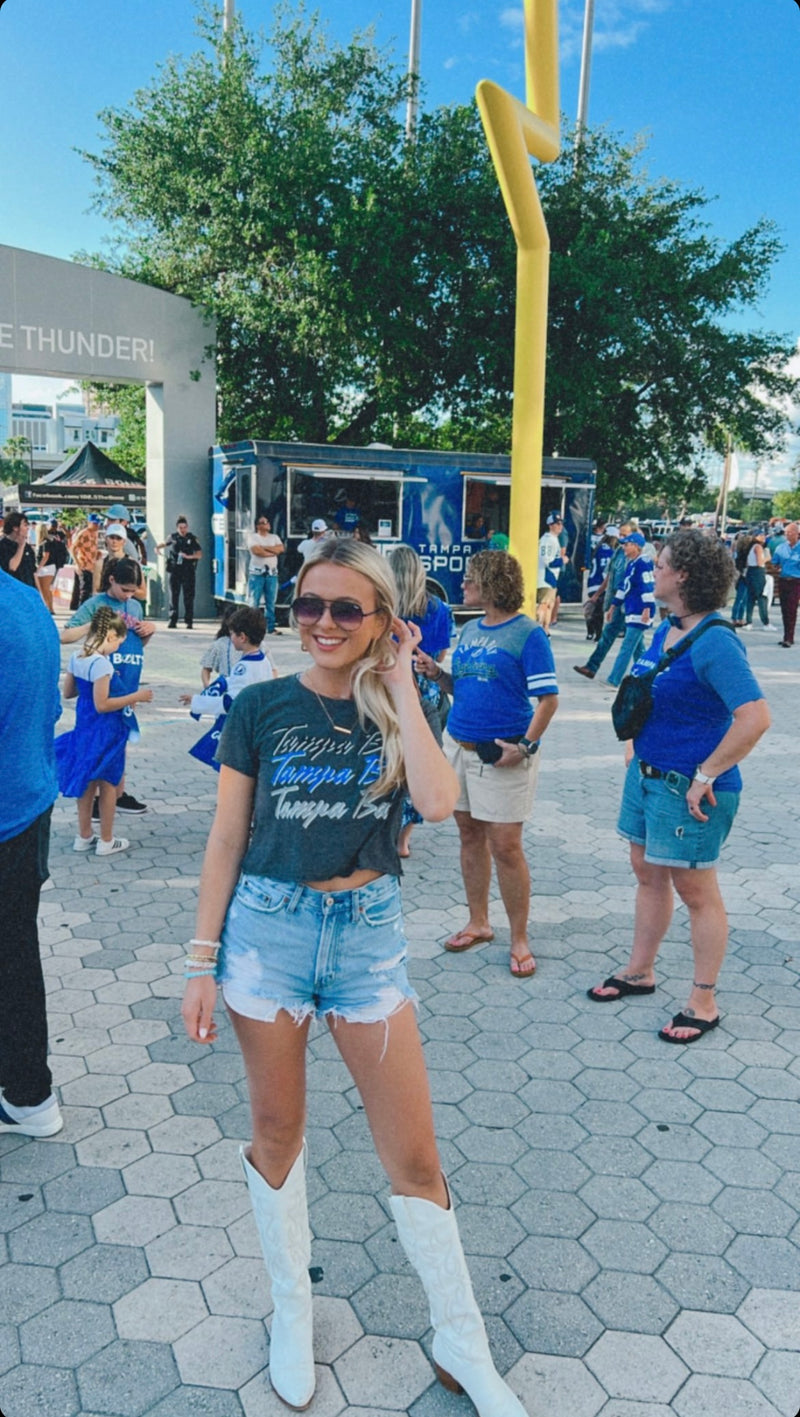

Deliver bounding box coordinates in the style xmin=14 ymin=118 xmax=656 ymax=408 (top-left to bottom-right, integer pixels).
xmin=587 ymin=976 xmax=656 ymax=1003
xmin=659 ymin=1011 xmax=720 ymax=1044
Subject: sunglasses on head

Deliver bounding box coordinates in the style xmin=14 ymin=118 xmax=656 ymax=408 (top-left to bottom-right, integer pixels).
xmin=291 ymin=594 xmax=380 ymax=630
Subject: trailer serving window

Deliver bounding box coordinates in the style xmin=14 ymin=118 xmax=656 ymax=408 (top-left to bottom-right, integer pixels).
xmin=287 ymin=466 xmax=423 ymax=541
xmin=462 ymin=475 xmax=511 ymax=542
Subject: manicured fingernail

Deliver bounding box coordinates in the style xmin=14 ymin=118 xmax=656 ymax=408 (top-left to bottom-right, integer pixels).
xmin=199 ymin=1028 xmax=208 ymax=1039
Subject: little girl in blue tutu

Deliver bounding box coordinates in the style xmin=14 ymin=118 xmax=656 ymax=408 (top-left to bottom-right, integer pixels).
xmin=56 ymin=606 xmax=154 ymax=857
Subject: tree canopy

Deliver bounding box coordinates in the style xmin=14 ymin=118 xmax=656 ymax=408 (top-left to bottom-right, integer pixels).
xmin=79 ymin=2 xmax=798 ymax=506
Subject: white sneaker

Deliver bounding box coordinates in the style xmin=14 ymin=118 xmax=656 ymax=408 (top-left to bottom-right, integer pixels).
xmin=96 ymin=837 xmax=130 ymax=857
xmin=0 ymin=1093 xmax=64 ymax=1138
xmin=73 ymin=834 xmax=98 ymax=852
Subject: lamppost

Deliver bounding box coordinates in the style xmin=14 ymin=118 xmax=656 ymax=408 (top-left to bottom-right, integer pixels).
xmin=223 ymin=0 xmax=235 ymax=33
xmin=405 ymin=0 xmax=422 ymax=141
xmin=575 ymin=0 xmax=595 ymax=152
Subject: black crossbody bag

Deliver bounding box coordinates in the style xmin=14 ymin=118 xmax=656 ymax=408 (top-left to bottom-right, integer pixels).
xmin=611 ymin=617 xmax=737 ymax=742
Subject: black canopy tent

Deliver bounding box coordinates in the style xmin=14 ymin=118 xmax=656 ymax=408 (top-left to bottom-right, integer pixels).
xmin=3 ymin=441 xmax=146 ymax=511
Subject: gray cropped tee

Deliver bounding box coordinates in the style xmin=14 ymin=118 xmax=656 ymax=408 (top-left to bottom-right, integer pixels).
xmin=215 ymin=675 xmax=404 ymax=881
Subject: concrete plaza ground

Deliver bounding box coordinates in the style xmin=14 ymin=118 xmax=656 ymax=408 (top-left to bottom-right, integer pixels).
xmin=1 ymin=609 xmax=798 ymax=1417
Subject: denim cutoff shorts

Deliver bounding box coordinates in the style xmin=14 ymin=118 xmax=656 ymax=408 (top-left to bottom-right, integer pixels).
xmin=618 ymin=757 xmax=739 ymax=870
xmin=219 ymin=872 xmax=417 ymax=1025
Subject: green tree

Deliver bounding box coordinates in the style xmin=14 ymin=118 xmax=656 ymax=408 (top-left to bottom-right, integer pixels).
xmin=0 ymin=435 xmax=33 ymax=482
xmin=78 ymin=3 xmax=798 ymax=507
xmin=81 ymin=383 xmax=146 ymax=480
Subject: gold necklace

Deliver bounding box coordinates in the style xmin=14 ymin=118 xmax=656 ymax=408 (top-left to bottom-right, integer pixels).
xmin=302 ymin=675 xmax=353 ymax=736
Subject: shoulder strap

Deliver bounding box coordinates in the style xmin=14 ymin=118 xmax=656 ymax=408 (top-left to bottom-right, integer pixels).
xmin=653 ymin=616 xmax=736 ymax=677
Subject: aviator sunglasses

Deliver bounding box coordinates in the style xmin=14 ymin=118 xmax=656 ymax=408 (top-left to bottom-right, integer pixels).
xmin=291 ymin=594 xmax=381 ymax=631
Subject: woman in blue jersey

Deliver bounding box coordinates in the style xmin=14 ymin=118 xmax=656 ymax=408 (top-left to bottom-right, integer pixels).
xmin=416 ymin=551 xmax=559 ymax=977
xmin=589 ymin=530 xmax=770 ymax=1042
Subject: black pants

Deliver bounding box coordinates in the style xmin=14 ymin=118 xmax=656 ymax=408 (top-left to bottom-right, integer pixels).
xmin=0 ymin=809 xmax=53 ymax=1106
xmin=169 ymin=569 xmax=196 ymax=626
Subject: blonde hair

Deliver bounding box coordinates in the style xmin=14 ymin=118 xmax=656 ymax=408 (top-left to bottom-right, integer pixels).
xmin=82 ymin=605 xmax=127 ymax=657
xmin=295 ymin=539 xmax=404 ymax=798
xmin=388 ymin=544 xmax=429 ymax=618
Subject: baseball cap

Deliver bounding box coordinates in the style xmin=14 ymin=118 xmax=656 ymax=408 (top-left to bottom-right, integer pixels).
xmin=311 ymin=519 xmax=328 ymax=532
xmin=546 ymin=511 xmax=563 ymax=525
xmin=620 ymin=531 xmax=646 ymax=547
xmin=88 ymin=513 xmax=102 ymax=524
xmin=106 ymin=504 xmax=130 ymax=521
xmin=105 ymin=524 xmax=126 ymax=539
xmin=604 ymin=525 xmax=620 ymax=538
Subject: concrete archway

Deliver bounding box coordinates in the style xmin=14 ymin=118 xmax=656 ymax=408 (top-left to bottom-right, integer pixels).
xmin=0 ymin=244 xmax=216 ymax=613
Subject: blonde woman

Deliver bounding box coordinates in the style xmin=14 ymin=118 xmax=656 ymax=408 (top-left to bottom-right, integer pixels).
xmin=182 ymin=539 xmax=529 ymax=1417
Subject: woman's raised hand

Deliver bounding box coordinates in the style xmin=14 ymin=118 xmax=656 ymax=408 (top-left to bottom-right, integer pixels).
xmin=381 ymin=617 xmax=422 ymax=689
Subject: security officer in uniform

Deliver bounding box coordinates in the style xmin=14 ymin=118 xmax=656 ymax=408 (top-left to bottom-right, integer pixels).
xmin=157 ymin=517 xmax=202 ymax=628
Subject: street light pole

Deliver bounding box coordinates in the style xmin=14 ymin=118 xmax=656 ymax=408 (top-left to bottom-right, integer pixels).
xmin=223 ymin=0 xmax=235 ymax=33
xmin=405 ymin=0 xmax=422 ymax=142
xmin=575 ymin=0 xmax=595 ymax=151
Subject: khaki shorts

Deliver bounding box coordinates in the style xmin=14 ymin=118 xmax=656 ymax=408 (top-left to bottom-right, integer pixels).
xmin=446 ymin=734 xmax=541 ymax=823
xmin=536 ymin=585 xmax=556 ymax=606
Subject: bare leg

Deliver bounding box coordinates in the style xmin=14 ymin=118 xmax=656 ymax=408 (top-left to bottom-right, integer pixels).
xmin=454 ymin=811 xmax=492 ymax=935
xmin=331 ymin=1002 xmax=447 ymax=1206
xmin=228 ymin=1007 xmax=312 ymax=1186
xmin=97 ymin=780 xmax=118 ymax=844
xmin=76 ymin=781 xmax=98 ymax=840
xmin=486 ymin=821 xmax=533 ymax=968
xmin=398 ymin=823 xmax=414 ymax=859
xmin=661 ymin=866 xmax=727 ymax=1039
xmin=591 ymin=844 xmax=673 ymax=997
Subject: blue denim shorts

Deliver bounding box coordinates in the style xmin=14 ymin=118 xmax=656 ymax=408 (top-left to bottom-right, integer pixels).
xmin=219 ymin=872 xmax=417 ymax=1025
xmin=618 ymin=757 xmax=739 ymax=869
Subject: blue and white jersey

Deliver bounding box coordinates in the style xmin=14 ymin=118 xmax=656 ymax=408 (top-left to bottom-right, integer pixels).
xmin=588 ymin=542 xmax=614 ymax=594
xmin=537 ymin=532 xmax=563 ymax=589
xmin=614 ymin=555 xmax=656 ymax=625
xmin=771 ymin=538 xmax=800 ymax=579
xmin=447 ymin=614 xmax=558 ymax=741
xmin=190 ymin=651 xmax=274 ymax=717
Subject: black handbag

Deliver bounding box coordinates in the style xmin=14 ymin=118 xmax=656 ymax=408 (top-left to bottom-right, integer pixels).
xmin=611 ymin=618 xmax=736 ymax=741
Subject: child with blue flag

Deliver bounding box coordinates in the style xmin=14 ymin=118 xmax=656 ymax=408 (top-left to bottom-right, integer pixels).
xmin=182 ymin=608 xmax=275 ymax=769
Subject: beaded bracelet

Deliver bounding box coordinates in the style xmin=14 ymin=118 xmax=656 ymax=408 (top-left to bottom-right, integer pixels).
xmin=189 ymin=938 xmax=221 ymax=951
xmin=184 ymin=965 xmax=218 ymax=979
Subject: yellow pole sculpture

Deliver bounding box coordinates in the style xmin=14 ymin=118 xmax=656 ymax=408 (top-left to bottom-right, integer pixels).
xmin=476 ymin=0 xmax=560 ymax=595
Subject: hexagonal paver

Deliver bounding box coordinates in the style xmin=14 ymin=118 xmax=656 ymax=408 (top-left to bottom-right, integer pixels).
xmin=312 ymin=1297 xmax=364 ymax=1365
xmin=725 ymin=1235 xmax=800 ymax=1290
xmin=202 ymin=1257 xmax=271 ymax=1320
xmin=672 ymin=1374 xmax=785 ymax=1417
xmin=146 ymin=1224 xmax=233 ymax=1281
xmin=737 ymin=1288 xmax=800 ymax=1348
xmin=582 ymin=1272 xmax=679 ymax=1334
xmin=508 ymin=1236 xmax=598 ymax=1293
xmin=666 ymin=1310 xmax=764 ymax=1378
xmin=93 ymin=1195 xmax=176 ymax=1247
xmin=122 ymin=1151 xmax=200 ymax=1198
xmin=657 ymin=1252 xmax=750 ymax=1312
xmin=20 ymin=1299 xmax=115 ymax=1367
xmin=77 ymin=1339 xmax=179 ymax=1416
xmin=60 ymin=1244 xmax=149 ymax=1304
xmin=581 ymin=1218 xmax=668 ymax=1274
xmin=114 ymin=1278 xmax=209 ymax=1343
xmin=350 ymin=1274 xmax=429 ymax=1340
xmin=0 ymin=1263 xmax=60 ymax=1324
xmin=0 ymin=1364 xmax=80 ymax=1417
xmin=510 ymin=1353 xmax=605 ymax=1417
xmin=334 ymin=1334 xmax=432 ymax=1409
xmin=586 ymin=1331 xmax=689 ymax=1404
xmin=173 ymin=1314 xmax=267 ymax=1388
xmin=10 ymin=1211 xmax=94 ymax=1266
xmin=505 ymin=1289 xmax=602 ymax=1357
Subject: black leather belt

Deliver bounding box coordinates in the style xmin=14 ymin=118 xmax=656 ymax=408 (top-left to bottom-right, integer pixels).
xmin=639 ymin=760 xmax=664 ymax=779
xmin=454 ymin=736 xmax=523 ymax=752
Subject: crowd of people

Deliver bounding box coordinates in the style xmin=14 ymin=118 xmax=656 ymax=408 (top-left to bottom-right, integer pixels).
xmin=0 ymin=513 xmax=779 ymax=1416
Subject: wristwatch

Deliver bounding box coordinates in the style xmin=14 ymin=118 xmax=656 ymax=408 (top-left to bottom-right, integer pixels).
xmin=693 ymin=768 xmax=715 ymax=785
xmin=518 ymin=739 xmax=540 ymax=758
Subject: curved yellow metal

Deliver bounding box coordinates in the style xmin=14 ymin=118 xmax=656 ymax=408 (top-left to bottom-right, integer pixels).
xmin=476 ymin=0 xmax=560 ymax=597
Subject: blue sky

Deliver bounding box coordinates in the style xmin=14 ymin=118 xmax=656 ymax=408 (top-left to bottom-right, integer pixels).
xmin=2 ymin=0 xmax=798 ymax=485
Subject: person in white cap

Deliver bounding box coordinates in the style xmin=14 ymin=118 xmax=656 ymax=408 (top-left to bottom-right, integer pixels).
xmin=297 ymin=519 xmax=330 ymax=563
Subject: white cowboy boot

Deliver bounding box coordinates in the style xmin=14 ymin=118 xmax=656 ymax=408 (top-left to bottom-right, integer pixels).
xmin=241 ymin=1145 xmax=315 ymax=1411
xmin=390 ymin=1183 xmax=528 ymax=1417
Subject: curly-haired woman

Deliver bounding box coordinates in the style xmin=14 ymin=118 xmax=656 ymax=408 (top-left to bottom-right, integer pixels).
xmin=416 ymin=550 xmax=559 ymax=977
xmin=588 ymin=529 xmax=770 ymax=1042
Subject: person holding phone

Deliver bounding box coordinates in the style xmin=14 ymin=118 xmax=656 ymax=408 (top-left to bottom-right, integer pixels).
xmin=416 ymin=551 xmax=559 ymax=977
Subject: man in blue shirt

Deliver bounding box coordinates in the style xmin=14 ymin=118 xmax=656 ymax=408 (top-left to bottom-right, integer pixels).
xmin=0 ymin=572 xmax=64 ymax=1138
xmin=574 ymin=522 xmax=632 ymax=678
xmin=605 ymin=532 xmax=656 ymax=687
xmin=772 ymin=522 xmax=800 ymax=647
